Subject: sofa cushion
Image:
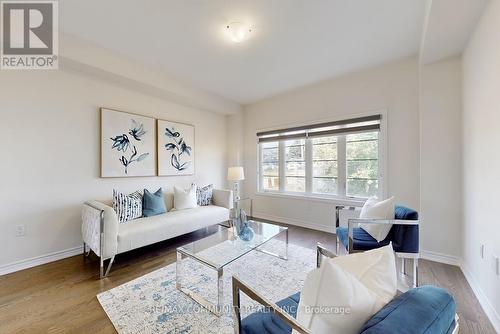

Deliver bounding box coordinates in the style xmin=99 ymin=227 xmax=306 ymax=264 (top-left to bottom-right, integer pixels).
xmin=142 ymin=188 xmax=167 ymax=217
xmin=359 ymin=285 xmax=456 ymax=334
xmin=241 ymin=292 xmax=300 ymax=334
xmin=117 ymin=205 xmax=229 ymax=253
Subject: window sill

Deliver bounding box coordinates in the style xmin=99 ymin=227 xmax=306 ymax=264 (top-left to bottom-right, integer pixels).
xmin=255 ymin=191 xmax=366 ymax=206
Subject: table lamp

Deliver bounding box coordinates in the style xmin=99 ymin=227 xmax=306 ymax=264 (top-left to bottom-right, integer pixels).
xmin=227 ymin=166 xmax=245 ymax=211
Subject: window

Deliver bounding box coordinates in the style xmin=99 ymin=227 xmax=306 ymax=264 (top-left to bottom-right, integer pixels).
xmin=346 ymin=132 xmax=379 ymax=197
xmin=285 ymin=139 xmax=305 ymax=192
xmin=258 ymin=114 xmax=383 ymax=199
xmin=312 ymin=136 xmax=338 ymax=194
xmin=261 ymin=141 xmax=279 ymax=191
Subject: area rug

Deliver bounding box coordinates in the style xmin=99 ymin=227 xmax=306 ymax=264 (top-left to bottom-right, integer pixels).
xmin=97 ymin=240 xmax=316 ymax=334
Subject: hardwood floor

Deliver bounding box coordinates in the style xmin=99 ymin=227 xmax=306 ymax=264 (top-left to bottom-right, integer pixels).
xmin=0 ymin=224 xmax=495 ymax=334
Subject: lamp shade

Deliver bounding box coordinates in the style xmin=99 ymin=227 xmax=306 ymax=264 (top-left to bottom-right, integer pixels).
xmin=227 ymin=167 xmax=245 ymax=181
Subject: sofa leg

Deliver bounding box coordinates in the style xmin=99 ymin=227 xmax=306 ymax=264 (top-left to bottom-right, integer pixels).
xmin=83 ymin=242 xmax=91 ymax=260
xmin=100 ymin=256 xmax=115 ymax=279
xmin=105 ymin=256 xmax=115 ymax=277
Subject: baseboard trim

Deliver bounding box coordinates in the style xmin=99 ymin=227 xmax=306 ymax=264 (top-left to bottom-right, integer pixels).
xmin=0 ymin=245 xmax=83 ymax=276
xmin=420 ymin=250 xmax=500 ymax=332
xmin=252 ymin=211 xmax=335 ymax=233
xmin=460 ymin=262 xmax=500 ymax=333
xmin=420 ymin=250 xmax=461 ymax=266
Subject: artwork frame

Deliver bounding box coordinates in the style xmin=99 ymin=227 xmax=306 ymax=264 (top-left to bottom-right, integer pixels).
xmin=100 ymin=108 xmax=157 ymax=178
xmin=157 ymin=119 xmax=195 ymax=176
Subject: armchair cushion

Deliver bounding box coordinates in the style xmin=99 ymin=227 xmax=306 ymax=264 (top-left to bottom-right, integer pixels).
xmin=359 ymin=286 xmax=456 ymax=334
xmin=391 ymin=205 xmax=419 ymax=253
xmin=295 ymin=249 xmax=394 ymax=334
xmin=337 ymin=205 xmax=419 ymax=254
xmin=394 ymin=205 xmax=418 ymax=220
xmin=241 ymin=286 xmax=456 ymax=334
xmin=241 ymin=292 xmax=300 ymax=334
xmin=337 ymin=227 xmax=391 ymax=251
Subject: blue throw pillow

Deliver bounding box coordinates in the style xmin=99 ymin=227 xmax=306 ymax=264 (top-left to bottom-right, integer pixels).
xmin=142 ymin=188 xmax=167 ymax=217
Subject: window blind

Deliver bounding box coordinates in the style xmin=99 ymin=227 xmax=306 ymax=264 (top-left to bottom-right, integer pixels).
xmin=257 ymin=114 xmax=381 ymax=143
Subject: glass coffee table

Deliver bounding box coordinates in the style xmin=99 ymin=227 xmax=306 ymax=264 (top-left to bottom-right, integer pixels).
xmin=176 ymin=220 xmax=288 ymax=315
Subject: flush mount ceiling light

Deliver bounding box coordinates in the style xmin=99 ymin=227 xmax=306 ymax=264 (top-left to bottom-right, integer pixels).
xmin=225 ymin=22 xmax=252 ymax=43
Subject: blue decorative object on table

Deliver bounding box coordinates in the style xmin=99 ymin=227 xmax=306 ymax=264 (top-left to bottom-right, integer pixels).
xmin=233 ymin=210 xmax=255 ymax=241
xmin=239 ymin=221 xmax=255 ymax=241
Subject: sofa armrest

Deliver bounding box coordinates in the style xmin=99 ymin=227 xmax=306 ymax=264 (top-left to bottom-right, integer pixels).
xmin=81 ymin=201 xmax=118 ymax=260
xmin=232 ymin=276 xmax=311 ymax=334
xmin=212 ymin=189 xmax=233 ymax=209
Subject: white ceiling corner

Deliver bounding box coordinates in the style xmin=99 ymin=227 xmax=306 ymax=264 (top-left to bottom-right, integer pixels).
xmin=420 ymin=0 xmax=489 ymax=64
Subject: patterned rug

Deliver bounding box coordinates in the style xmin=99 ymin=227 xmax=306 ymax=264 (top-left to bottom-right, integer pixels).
xmin=97 ymin=240 xmax=316 ymax=334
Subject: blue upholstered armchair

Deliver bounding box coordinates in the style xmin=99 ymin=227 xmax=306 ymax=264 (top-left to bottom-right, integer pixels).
xmin=335 ymin=204 xmax=420 ymax=288
xmin=232 ymin=244 xmax=459 ymax=334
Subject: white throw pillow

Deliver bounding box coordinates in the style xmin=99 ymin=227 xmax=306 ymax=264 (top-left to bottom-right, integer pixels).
xmin=359 ymin=196 xmax=395 ymax=242
xmin=294 ymin=263 xmax=385 ymax=334
xmin=294 ymin=245 xmax=397 ymax=334
xmin=173 ymin=184 xmax=198 ymax=210
xmin=330 ymin=244 xmax=397 ymax=304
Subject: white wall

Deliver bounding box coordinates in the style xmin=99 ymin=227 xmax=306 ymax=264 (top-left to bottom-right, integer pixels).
xmin=0 ymin=69 xmax=227 ymax=269
xmin=242 ymin=57 xmax=420 ymax=232
xmin=419 ymin=56 xmax=463 ymax=259
xmin=462 ymin=0 xmax=500 ymax=329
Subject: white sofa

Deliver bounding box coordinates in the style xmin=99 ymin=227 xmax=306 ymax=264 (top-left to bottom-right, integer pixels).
xmin=81 ymin=188 xmax=232 ymax=278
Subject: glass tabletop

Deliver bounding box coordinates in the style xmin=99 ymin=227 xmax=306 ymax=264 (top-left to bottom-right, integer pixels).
xmin=177 ymin=220 xmax=288 ymax=269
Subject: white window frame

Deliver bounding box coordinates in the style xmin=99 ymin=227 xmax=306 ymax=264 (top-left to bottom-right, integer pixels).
xmin=257 ymin=111 xmax=387 ymax=202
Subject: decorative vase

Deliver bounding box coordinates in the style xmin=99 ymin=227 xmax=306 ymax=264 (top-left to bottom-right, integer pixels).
xmin=239 ymin=222 xmax=254 ymax=241
xmin=233 ymin=209 xmax=254 ymax=241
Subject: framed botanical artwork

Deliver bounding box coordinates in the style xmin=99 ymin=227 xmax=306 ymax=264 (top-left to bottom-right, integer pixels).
xmin=101 ymin=108 xmax=156 ymax=177
xmin=157 ymin=119 xmax=195 ymax=176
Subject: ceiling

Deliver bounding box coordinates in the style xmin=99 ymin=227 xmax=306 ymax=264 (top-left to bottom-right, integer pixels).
xmin=60 ymin=0 xmax=426 ymax=105
xmin=420 ymin=0 xmax=488 ymax=64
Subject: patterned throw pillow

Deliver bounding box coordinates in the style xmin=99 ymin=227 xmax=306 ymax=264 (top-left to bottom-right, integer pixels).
xmin=195 ymin=184 xmax=213 ymax=206
xmin=113 ymin=189 xmax=143 ymax=223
